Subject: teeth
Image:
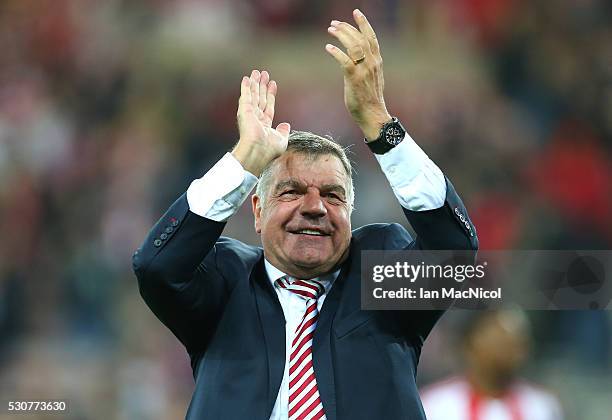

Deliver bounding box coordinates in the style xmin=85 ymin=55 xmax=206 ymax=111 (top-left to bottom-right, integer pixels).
xmin=297 ymin=229 xmax=324 ymax=236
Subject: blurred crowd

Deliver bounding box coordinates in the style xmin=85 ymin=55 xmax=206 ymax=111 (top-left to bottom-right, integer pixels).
xmin=0 ymin=0 xmax=610 ymax=418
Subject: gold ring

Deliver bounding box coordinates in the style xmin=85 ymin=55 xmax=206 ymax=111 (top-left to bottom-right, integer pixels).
xmin=347 ymin=45 xmax=366 ymax=65
xmin=352 ymin=56 xmax=366 ymax=65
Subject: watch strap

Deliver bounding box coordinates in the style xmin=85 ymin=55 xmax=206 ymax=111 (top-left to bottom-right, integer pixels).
xmin=365 ymin=117 xmax=406 ymax=155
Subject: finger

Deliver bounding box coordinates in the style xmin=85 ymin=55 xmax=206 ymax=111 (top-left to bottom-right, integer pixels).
xmin=276 ymin=122 xmax=291 ymax=138
xmin=331 ymin=19 xmax=362 ymax=39
xmin=259 ymin=70 xmax=269 ymax=111
xmin=239 ymin=76 xmax=251 ymax=107
xmin=353 ymin=9 xmax=380 ymax=55
xmin=329 ymin=20 xmax=373 ymax=63
xmin=238 ymin=76 xmax=254 ymax=119
xmin=250 ymin=69 xmax=260 ymax=108
xmin=263 ymin=80 xmax=277 ymax=121
xmin=325 ymin=43 xmax=353 ymax=70
xmin=328 ymin=20 xmax=363 ymax=52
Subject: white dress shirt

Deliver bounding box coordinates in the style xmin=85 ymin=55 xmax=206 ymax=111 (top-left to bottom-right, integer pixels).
xmin=264 ymin=262 xmax=340 ymax=420
xmin=186 ymin=132 xmax=446 ymax=419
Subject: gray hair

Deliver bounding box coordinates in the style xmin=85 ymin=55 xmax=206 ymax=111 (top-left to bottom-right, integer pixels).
xmin=255 ymin=130 xmax=354 ymax=210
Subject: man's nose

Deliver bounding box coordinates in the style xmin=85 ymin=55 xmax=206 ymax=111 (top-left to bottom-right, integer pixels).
xmin=300 ymin=189 xmax=327 ymax=218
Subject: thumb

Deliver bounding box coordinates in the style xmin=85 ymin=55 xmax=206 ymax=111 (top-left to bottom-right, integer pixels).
xmin=276 ymin=122 xmax=291 ymax=138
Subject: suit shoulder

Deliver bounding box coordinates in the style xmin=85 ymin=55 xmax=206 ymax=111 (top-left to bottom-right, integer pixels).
xmin=213 ymin=236 xmax=262 ymax=267
xmin=352 ymin=223 xmax=413 ymax=249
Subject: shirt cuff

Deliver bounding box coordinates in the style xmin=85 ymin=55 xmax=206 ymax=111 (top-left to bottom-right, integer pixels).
xmin=186 ymin=152 xmax=258 ymax=221
xmin=375 ymin=133 xmax=446 ymax=211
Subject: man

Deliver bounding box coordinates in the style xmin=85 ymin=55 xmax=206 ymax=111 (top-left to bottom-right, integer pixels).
xmin=421 ymin=310 xmax=563 ymax=420
xmin=133 ymin=9 xmax=477 ymax=420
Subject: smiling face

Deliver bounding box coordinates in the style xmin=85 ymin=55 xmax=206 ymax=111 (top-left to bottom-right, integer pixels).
xmin=252 ymin=151 xmax=352 ymax=279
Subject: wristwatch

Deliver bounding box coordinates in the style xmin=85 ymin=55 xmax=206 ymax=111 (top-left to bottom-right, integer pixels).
xmin=365 ymin=117 xmax=407 ymax=154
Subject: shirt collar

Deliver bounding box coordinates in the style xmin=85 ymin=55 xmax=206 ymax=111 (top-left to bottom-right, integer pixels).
xmin=264 ymin=258 xmax=341 ymax=293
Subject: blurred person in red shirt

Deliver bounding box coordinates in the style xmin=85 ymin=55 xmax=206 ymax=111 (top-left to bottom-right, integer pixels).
xmin=421 ymin=309 xmax=563 ymax=420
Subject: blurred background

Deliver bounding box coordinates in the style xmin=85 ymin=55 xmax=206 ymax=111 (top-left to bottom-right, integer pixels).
xmin=0 ymin=0 xmax=610 ymax=418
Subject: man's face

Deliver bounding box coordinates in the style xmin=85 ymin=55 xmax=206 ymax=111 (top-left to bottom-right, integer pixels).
xmin=252 ymin=152 xmax=352 ymax=279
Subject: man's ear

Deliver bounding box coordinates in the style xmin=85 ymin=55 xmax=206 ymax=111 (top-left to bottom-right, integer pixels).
xmin=252 ymin=194 xmax=262 ymax=234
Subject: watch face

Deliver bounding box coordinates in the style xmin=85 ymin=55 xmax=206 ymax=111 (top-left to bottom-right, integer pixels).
xmin=384 ymin=123 xmax=405 ymax=145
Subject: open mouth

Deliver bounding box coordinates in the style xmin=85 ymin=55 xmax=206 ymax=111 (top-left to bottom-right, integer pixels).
xmin=290 ymin=228 xmax=330 ymax=237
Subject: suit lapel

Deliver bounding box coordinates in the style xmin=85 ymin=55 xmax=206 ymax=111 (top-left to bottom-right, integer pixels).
xmin=329 ymin=239 xmax=364 ymax=322
xmin=251 ymin=239 xmax=362 ymax=420
xmin=251 ymin=258 xmax=286 ymax=417
xmin=310 ymin=241 xmax=359 ymax=420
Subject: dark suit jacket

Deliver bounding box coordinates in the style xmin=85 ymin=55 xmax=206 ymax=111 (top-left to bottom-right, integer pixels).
xmin=132 ymin=177 xmax=478 ymax=419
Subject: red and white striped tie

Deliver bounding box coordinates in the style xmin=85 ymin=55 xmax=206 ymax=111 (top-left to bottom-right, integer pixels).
xmin=277 ymin=277 xmax=327 ymax=420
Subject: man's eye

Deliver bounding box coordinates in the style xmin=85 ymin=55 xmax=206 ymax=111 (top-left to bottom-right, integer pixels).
xmin=280 ymin=190 xmax=297 ymax=196
xmin=326 ymin=193 xmax=343 ymax=201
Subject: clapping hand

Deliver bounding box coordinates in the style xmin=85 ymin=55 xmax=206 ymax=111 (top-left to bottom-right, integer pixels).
xmin=325 ymin=9 xmax=392 ymax=141
xmin=232 ymin=70 xmax=291 ymax=177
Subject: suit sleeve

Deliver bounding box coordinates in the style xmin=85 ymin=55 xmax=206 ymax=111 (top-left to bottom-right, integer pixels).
xmin=372 ymin=129 xmax=478 ymax=345
xmin=403 ymin=176 xmax=478 ymax=251
xmin=132 ymin=193 xmax=234 ymax=355
xmin=397 ymin=176 xmax=478 ymax=349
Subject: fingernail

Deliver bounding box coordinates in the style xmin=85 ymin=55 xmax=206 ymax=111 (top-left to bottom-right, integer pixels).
xmin=325 ymin=44 xmax=334 ymax=51
xmin=331 ymin=20 xmax=340 ymax=25
xmin=328 ymin=26 xmax=336 ymax=32
xmin=354 ymin=9 xmax=362 ymax=16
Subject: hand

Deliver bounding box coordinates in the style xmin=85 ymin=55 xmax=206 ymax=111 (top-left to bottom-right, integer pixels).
xmin=325 ymin=9 xmax=392 ymax=141
xmin=232 ymin=69 xmax=291 ymax=177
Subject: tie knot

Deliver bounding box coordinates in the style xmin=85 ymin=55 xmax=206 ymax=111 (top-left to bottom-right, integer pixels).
xmin=276 ymin=277 xmax=324 ymax=300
